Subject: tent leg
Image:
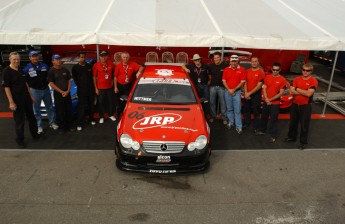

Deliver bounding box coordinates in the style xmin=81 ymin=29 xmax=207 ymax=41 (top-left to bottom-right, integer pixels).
xmin=321 ymin=51 xmax=339 ymax=117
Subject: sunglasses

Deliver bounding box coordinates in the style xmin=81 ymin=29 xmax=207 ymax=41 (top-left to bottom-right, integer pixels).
xmin=272 ymin=69 xmax=280 ymax=72
xmin=302 ymin=69 xmax=312 ymax=72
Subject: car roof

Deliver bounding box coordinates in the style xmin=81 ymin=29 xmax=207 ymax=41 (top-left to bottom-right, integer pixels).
xmin=142 ymin=63 xmax=187 ymax=79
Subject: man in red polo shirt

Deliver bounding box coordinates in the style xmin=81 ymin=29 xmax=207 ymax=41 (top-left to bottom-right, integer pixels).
xmin=93 ymin=51 xmax=116 ymax=124
xmin=222 ymin=55 xmax=246 ymax=134
xmin=257 ymin=62 xmax=287 ymax=143
xmin=114 ymin=51 xmax=143 ymax=119
xmin=284 ymin=63 xmax=318 ymax=150
xmin=243 ymin=56 xmax=265 ymax=133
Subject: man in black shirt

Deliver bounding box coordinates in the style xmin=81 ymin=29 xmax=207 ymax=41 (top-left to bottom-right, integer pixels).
xmin=72 ymin=52 xmax=96 ymax=131
xmin=2 ymin=51 xmax=39 ymax=148
xmin=182 ymin=54 xmax=210 ymax=117
xmin=208 ymin=51 xmax=228 ymax=124
xmin=47 ymin=54 xmax=74 ymax=134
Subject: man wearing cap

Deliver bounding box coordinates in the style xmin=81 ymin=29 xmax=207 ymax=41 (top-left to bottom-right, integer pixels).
xmin=182 ymin=54 xmax=210 ymax=117
xmin=114 ymin=51 xmax=143 ymax=119
xmin=2 ymin=51 xmax=40 ymax=148
xmin=23 ymin=50 xmax=58 ymax=134
xmin=93 ymin=51 xmax=116 ymax=123
xmin=208 ymin=51 xmax=228 ymax=124
xmin=243 ymin=57 xmax=265 ymax=133
xmin=222 ymin=55 xmax=246 ymax=134
xmin=48 ymin=54 xmax=74 ymax=134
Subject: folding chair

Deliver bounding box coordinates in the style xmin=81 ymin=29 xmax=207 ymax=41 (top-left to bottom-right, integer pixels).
xmin=146 ymin=51 xmax=158 ymax=62
xmin=176 ymin=52 xmax=188 ymax=63
xmin=162 ymin=51 xmax=174 ymax=63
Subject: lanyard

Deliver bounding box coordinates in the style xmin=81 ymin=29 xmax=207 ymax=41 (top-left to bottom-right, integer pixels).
xmin=123 ymin=64 xmax=129 ymax=83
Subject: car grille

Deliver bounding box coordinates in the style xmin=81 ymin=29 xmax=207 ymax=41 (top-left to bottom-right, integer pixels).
xmin=143 ymin=141 xmax=185 ymax=154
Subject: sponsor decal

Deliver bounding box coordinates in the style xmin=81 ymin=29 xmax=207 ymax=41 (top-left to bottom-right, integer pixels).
xmin=156 ymin=69 xmax=173 ymax=77
xmin=156 ymin=155 xmax=171 ymax=163
xmin=133 ymin=113 xmax=182 ymax=129
xmin=134 ymin=97 xmax=152 ymax=102
xmin=149 ymin=169 xmax=176 ymax=174
xmin=160 ymin=125 xmax=198 ymax=132
xmin=138 ymin=78 xmax=190 ymax=86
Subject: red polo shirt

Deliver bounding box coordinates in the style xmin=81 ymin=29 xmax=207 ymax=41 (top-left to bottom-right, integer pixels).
xmin=246 ymin=68 xmax=265 ymax=92
xmin=292 ymin=76 xmax=318 ymax=105
xmin=93 ymin=61 xmax=115 ymax=89
xmin=263 ymin=74 xmax=287 ymax=105
xmin=222 ymin=66 xmax=246 ymax=89
xmin=115 ymin=61 xmax=141 ymax=85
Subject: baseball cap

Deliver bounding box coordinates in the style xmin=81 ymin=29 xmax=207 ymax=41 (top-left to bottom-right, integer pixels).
xmin=230 ymin=55 xmax=239 ymax=61
xmin=29 ymin=50 xmax=39 ymax=57
xmin=99 ymin=51 xmax=110 ymax=56
xmin=51 ymin=54 xmax=61 ymax=60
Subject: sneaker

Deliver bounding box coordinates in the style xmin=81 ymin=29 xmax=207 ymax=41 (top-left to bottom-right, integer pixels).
xmin=17 ymin=141 xmax=26 ymax=148
xmin=77 ymin=126 xmax=82 ymax=131
xmin=99 ymin=118 xmax=104 ymax=124
xmin=37 ymin=127 xmax=43 ymax=134
xmin=269 ymin=137 xmax=276 ymax=143
xmin=50 ymin=123 xmax=59 ymax=130
xmin=236 ymin=128 xmax=243 ymax=134
xmin=255 ymin=131 xmax=265 ymax=135
xmin=90 ymin=121 xmax=96 ymax=126
xmin=226 ymin=124 xmax=234 ymax=130
xmin=109 ymin=116 xmax=116 ymax=121
xmin=223 ymin=120 xmax=228 ymax=125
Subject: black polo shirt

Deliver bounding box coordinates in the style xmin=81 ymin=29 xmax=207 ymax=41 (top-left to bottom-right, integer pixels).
xmin=208 ymin=61 xmax=229 ymax=87
xmin=2 ymin=66 xmax=30 ymax=99
xmin=47 ymin=67 xmax=71 ymax=91
xmin=186 ymin=63 xmax=209 ymax=85
xmin=72 ymin=62 xmax=94 ymax=96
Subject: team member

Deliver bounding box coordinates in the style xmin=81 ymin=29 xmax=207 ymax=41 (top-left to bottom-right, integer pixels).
xmin=222 ymin=55 xmax=246 ymax=134
xmin=182 ymin=54 xmax=210 ymax=117
xmin=72 ymin=51 xmax=96 ymax=131
xmin=23 ymin=50 xmax=58 ymax=134
xmin=93 ymin=51 xmax=116 ymax=123
xmin=243 ymin=57 xmax=265 ymax=133
xmin=2 ymin=51 xmax=39 ymax=148
xmin=257 ymin=62 xmax=287 ymax=143
xmin=48 ymin=54 xmax=74 ymax=134
xmin=114 ymin=51 xmax=143 ymax=119
xmin=284 ymin=63 xmax=318 ymax=150
xmin=208 ymin=51 xmax=228 ymax=124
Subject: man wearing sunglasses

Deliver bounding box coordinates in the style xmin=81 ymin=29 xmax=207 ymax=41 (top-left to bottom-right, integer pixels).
xmin=257 ymin=62 xmax=287 ymax=143
xmin=284 ymin=63 xmax=318 ymax=150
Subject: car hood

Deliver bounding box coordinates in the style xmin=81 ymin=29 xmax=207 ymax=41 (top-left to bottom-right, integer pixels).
xmin=118 ymin=103 xmax=209 ymax=143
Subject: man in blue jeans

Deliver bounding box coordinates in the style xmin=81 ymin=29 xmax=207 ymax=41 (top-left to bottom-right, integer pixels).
xmin=208 ymin=52 xmax=228 ymax=125
xmin=23 ymin=50 xmax=58 ymax=134
xmin=222 ymin=55 xmax=246 ymax=134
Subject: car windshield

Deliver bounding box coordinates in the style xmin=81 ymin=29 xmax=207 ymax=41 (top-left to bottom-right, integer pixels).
xmin=131 ymin=78 xmax=197 ymax=105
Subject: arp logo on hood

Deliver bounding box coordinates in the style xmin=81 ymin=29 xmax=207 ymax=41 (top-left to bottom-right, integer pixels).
xmin=133 ymin=113 xmax=182 ymax=130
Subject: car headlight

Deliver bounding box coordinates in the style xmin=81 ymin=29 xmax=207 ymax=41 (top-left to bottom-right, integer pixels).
xmin=120 ymin=134 xmax=140 ymax=150
xmin=187 ymin=135 xmax=207 ymax=151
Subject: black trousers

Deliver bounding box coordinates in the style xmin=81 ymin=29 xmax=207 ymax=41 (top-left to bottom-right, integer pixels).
xmin=287 ymin=103 xmax=312 ymax=144
xmin=13 ymin=97 xmax=38 ymax=143
xmin=260 ymin=103 xmax=280 ymax=138
xmin=77 ymin=94 xmax=95 ymax=126
xmin=54 ymin=91 xmax=73 ymax=130
xmin=243 ymin=91 xmax=262 ymax=130
xmin=98 ymin=88 xmax=114 ymax=118
xmin=116 ymin=84 xmax=132 ymax=118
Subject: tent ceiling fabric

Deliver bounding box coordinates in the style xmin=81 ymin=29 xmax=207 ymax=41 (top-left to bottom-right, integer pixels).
xmin=0 ymin=0 xmax=345 ymax=50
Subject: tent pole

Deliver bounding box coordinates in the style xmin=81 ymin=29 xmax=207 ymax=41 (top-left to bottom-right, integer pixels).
xmin=96 ymin=44 xmax=100 ymax=61
xmin=321 ymin=51 xmax=339 ymax=117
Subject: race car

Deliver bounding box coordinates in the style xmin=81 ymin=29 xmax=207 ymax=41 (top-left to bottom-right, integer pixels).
xmin=115 ymin=63 xmax=211 ymax=174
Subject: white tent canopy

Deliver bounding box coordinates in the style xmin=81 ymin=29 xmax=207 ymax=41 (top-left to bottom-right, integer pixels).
xmin=1 ymin=0 xmax=345 ymax=50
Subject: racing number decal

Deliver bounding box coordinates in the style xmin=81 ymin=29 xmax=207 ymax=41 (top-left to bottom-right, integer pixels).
xmin=132 ymin=113 xmax=182 ymax=129
xmin=128 ymin=111 xmax=145 ymax=119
